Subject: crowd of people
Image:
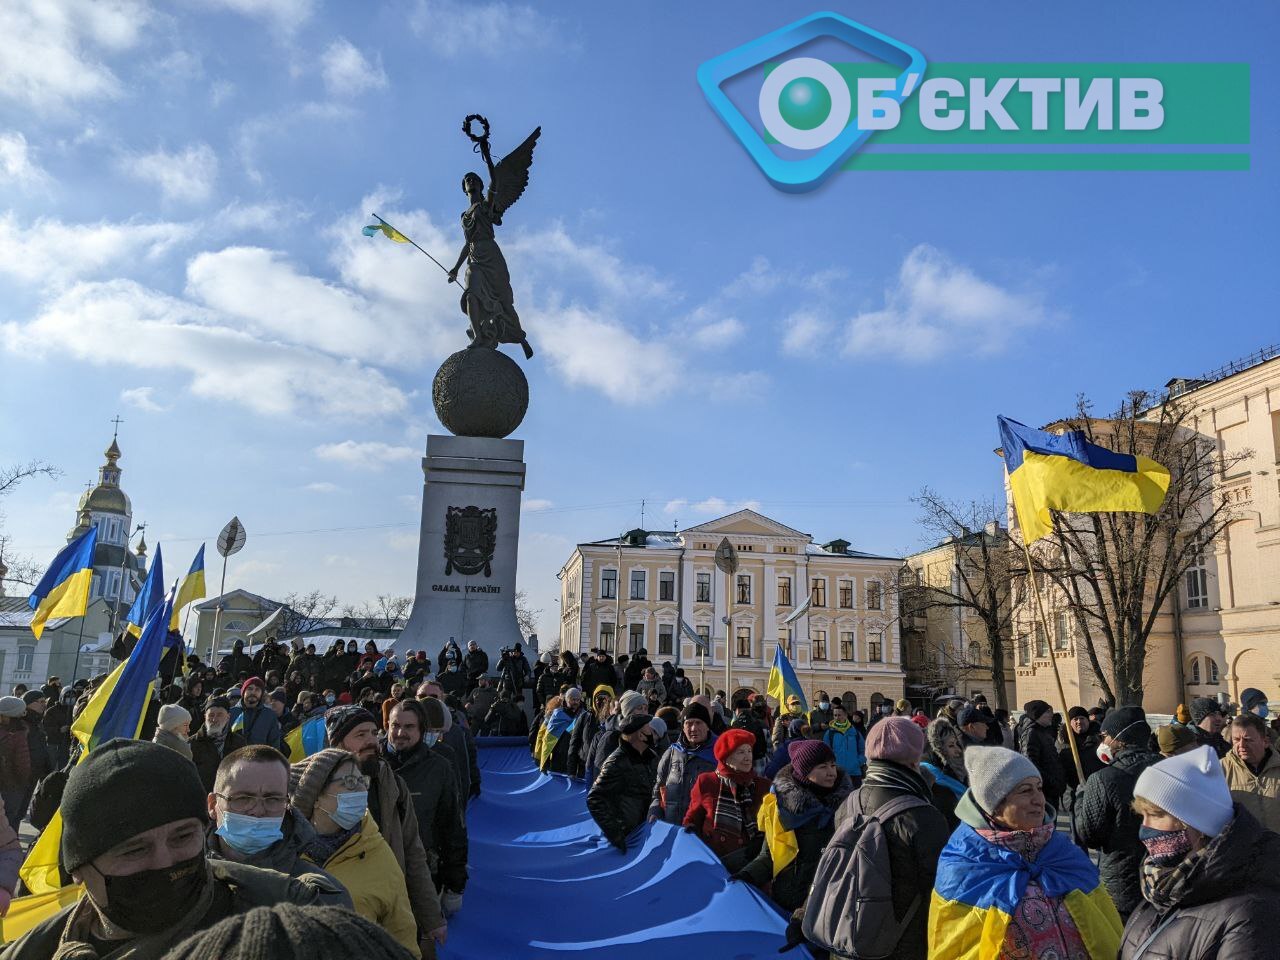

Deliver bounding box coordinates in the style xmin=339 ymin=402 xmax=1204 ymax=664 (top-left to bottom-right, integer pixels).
xmin=532 ymin=647 xmax=1280 ymax=959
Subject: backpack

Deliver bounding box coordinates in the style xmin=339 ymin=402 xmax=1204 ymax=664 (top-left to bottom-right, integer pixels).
xmin=800 ymin=789 xmax=929 ymax=959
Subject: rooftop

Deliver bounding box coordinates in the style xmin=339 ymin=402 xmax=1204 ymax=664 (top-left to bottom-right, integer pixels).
xmin=1167 ymin=343 xmax=1279 ymax=398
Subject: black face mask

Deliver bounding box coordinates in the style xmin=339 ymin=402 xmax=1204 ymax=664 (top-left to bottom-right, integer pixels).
xmin=98 ymin=852 xmax=208 ymax=934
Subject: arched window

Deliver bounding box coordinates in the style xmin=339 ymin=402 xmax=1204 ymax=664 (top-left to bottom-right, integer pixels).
xmin=968 ymin=641 xmax=982 ymax=665
xmin=1207 ymin=657 xmax=1220 ymax=684
xmin=1189 ymin=657 xmax=1201 ymax=684
xmin=841 ymin=691 xmax=857 ymax=711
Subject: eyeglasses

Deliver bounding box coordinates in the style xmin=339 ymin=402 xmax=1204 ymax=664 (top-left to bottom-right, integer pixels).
xmin=216 ymin=792 xmax=289 ymax=815
xmin=329 ymin=773 xmax=370 ymax=791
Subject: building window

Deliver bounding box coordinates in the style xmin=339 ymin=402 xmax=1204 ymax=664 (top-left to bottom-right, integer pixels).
xmin=1035 ymin=623 xmax=1048 ymax=658
xmin=736 ymin=574 xmax=751 ymax=604
xmin=630 ymin=570 xmax=646 ymax=601
xmin=968 ymin=640 xmax=982 ymax=665
xmin=1208 ymin=657 xmax=1220 ymax=684
xmin=811 ymin=578 xmax=827 ymax=607
xmin=106 ymin=569 xmax=121 ymax=599
xmin=736 ymin=626 xmax=752 ymax=658
xmin=16 ymin=646 xmax=34 ymax=672
xmin=840 ymin=631 xmax=854 ymax=661
xmin=696 ymin=625 xmax=710 ymax=651
xmin=90 ymin=574 xmax=102 ymax=600
xmin=813 ymin=630 xmax=827 ymax=660
xmin=1054 ymin=611 xmax=1069 ymax=650
xmin=777 ymin=576 xmax=792 ymax=606
xmin=600 ymin=622 xmax=615 ymax=651
xmin=866 ymin=581 xmax=882 ymax=611
xmin=838 ymin=579 xmax=853 ymax=608
xmin=601 ymin=569 xmax=617 ymax=600
xmin=867 ymin=632 xmax=883 ymax=663
xmin=658 ymin=571 xmax=675 ymax=602
xmin=1019 ymin=635 xmax=1030 ymax=666
xmin=1189 ymin=657 xmax=1201 ymax=684
xmin=1185 ymin=543 xmax=1208 ymax=608
xmin=628 ymin=623 xmax=644 ymax=652
xmin=658 ymin=623 xmax=674 ymax=656
xmin=696 ymin=573 xmax=711 ymax=603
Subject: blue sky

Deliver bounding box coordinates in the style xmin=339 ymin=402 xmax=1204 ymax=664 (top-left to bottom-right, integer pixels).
xmin=1 ymin=0 xmax=1276 ymax=644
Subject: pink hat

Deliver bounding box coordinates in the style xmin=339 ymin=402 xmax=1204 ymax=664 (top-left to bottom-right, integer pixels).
xmin=866 ymin=716 xmax=926 ymax=765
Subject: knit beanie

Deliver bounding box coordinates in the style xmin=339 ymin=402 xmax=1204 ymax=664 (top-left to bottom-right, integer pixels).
xmin=22 ymin=689 xmax=46 ymax=706
xmin=241 ymin=676 xmax=265 ymax=695
xmin=161 ymin=904 xmax=416 ymax=960
xmin=290 ymin=748 xmax=356 ymax=820
xmin=418 ymin=697 xmax=448 ymax=730
xmin=619 ymin=713 xmax=652 ymax=735
xmin=866 ymin=716 xmax=926 ymax=765
xmin=1189 ymin=697 xmax=1222 ymax=725
xmin=205 ymin=695 xmax=231 ymax=714
xmin=618 ymin=691 xmax=647 ymax=718
xmin=1133 ymin=745 xmax=1233 ymax=837
xmin=1100 ymin=704 xmax=1150 ymax=744
xmin=680 ymin=703 xmax=712 ymax=727
xmin=1240 ymin=688 xmax=1268 ymax=713
xmin=158 ymin=703 xmax=192 ymax=732
xmin=1023 ymin=699 xmax=1052 ymax=722
xmin=61 ymin=739 xmax=208 ymax=871
xmin=324 ymin=705 xmax=378 ymax=747
xmin=1067 ymin=706 xmax=1089 ymax=722
xmin=714 ymin=728 xmax=755 ymax=764
xmin=964 ymin=746 xmax=1041 ymax=816
xmin=270 ymin=688 xmax=289 ymax=706
xmin=910 ymin=713 xmax=929 ymax=729
xmin=648 ymin=716 xmax=667 ymax=739
xmin=1156 ymin=724 xmax=1197 ymax=756
xmin=0 ymin=697 xmax=24 ymax=718
xmin=788 ymin=739 xmax=836 ymax=782
xmin=592 ymin=684 xmax=616 ymax=701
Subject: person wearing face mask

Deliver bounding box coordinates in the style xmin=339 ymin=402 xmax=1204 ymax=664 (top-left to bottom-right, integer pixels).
xmin=189 ymin=695 xmax=247 ymax=794
xmin=383 ymin=700 xmax=467 ymax=915
xmin=929 ymin=746 xmax=1121 ymax=960
xmin=291 ymin=749 xmax=421 ymax=957
xmin=586 ymin=713 xmax=660 ymax=853
xmin=1118 ymin=745 xmax=1280 ymax=958
xmin=1074 ymin=705 xmax=1162 ymax=920
xmin=416 ymin=681 xmax=479 ymax=801
xmin=205 ymin=745 xmax=351 ymax=904
xmin=325 ymin=705 xmax=447 ymax=955
xmin=808 ymin=691 xmax=833 ymax=735
xmin=0 ymin=739 xmax=340 ymax=960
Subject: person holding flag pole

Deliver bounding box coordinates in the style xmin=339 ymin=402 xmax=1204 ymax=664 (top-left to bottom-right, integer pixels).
xmin=997 ymin=415 xmax=1171 ymax=786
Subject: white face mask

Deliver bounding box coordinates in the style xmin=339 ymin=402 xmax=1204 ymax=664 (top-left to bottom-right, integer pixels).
xmin=1096 ymin=741 xmax=1114 ymax=765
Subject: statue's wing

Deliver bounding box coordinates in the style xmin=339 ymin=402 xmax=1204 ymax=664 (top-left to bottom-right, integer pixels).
xmin=491 ymin=127 xmax=541 ymax=217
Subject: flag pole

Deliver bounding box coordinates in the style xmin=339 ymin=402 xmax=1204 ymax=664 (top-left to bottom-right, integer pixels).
xmin=70 ymin=614 xmax=88 ymax=685
xmin=211 ymin=551 xmax=229 ymax=667
xmin=1020 ymin=527 xmax=1086 ymax=785
xmin=723 ymin=570 xmax=732 ymax=703
xmin=372 ymin=214 xmax=466 ymax=287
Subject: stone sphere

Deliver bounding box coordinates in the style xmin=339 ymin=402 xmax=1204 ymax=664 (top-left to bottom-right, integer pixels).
xmin=432 ymin=348 xmax=529 ymax=438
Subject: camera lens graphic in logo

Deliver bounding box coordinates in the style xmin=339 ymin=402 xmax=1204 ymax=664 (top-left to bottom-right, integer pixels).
xmin=698 ymin=13 xmax=926 ymax=192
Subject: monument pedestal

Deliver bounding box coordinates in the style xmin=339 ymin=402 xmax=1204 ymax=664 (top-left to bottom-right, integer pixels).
xmin=394 ymin=435 xmax=526 ymax=667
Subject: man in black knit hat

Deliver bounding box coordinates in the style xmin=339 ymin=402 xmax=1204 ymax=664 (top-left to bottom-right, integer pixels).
xmin=0 ymin=739 xmax=340 ymax=960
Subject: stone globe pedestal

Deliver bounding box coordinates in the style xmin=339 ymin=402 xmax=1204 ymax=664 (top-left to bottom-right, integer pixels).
xmin=432 ymin=347 xmax=528 ymax=439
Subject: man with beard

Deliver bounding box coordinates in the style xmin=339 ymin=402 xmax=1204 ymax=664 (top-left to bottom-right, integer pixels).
xmin=326 ymin=705 xmax=446 ymax=953
xmin=416 ymin=681 xmax=479 ymax=802
xmin=0 ymin=739 xmax=338 ymax=960
xmin=190 ymin=696 xmax=247 ymax=793
xmin=384 ymin=700 xmax=467 ymax=915
xmin=232 ymin=678 xmax=284 ymax=754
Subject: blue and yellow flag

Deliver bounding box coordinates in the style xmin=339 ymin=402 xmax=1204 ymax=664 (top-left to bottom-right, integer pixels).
xmin=362 ymin=216 xmax=410 ymax=243
xmin=123 ymin=544 xmax=163 ymax=639
xmin=27 ymin=527 xmax=97 ymax=639
xmin=20 ymin=590 xmax=174 ymax=896
xmin=169 ymin=544 xmax=207 ymax=631
xmin=285 ymin=715 xmax=327 ymax=762
xmin=998 ymin=415 xmax=1171 ymax=543
xmin=534 ymin=708 xmax=577 ymax=771
xmin=766 ymin=643 xmax=808 ymax=714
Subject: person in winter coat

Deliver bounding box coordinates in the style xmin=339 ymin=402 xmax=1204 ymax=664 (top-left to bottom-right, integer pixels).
xmin=0 ymin=793 xmax=20 ymax=917
xmin=683 ymin=727 xmax=769 ymax=872
xmin=1120 ymin=745 xmax=1280 ymax=959
xmin=232 ymin=677 xmax=285 ymax=754
xmin=586 ymin=690 xmax=646 ymax=784
xmin=1075 ymin=705 xmax=1163 ymax=919
xmin=635 ymin=666 xmax=667 ymax=710
xmin=921 ymin=718 xmax=967 ymax=829
xmin=291 ymin=749 xmax=421 ymax=957
xmin=19 ymin=690 xmax=52 ymax=818
xmin=154 ymin=703 xmax=194 ymax=759
xmin=219 ymin=638 xmax=255 ymax=679
xmin=737 ymin=739 xmax=854 ymax=911
xmin=0 ymin=698 xmax=30 ymax=832
xmin=415 ymin=681 xmax=480 ymax=802
xmin=579 ymin=650 xmax=615 ymax=698
xmin=481 ymin=690 xmax=529 ymax=737
xmin=566 ymin=686 xmax=612 ymax=779
xmin=1015 ymin=699 xmax=1066 ymax=809
xmin=462 ymin=641 xmax=489 ymax=691
xmin=929 ymin=747 xmax=1123 ymax=960
xmin=771 ymin=695 xmax=806 ymax=746
xmin=436 ymin=654 xmax=468 ymax=700
xmin=648 ymin=702 xmax=717 ymax=823
xmin=40 ymin=684 xmax=73 ymax=771
xmin=1059 ymin=706 xmax=1105 ymax=798
xmin=533 ymin=689 xmax=585 ymax=773
xmin=669 ymin=668 xmax=694 ymax=705
xmin=586 ymin=713 xmax=659 ymax=852
xmin=622 ymin=651 xmax=649 ymax=692
xmin=764 ymin=717 xmax=808 ymax=781
xmin=1222 ymin=711 xmax=1280 ymax=833
xmin=190 ymin=696 xmax=247 ymax=793
xmin=1188 ymin=696 xmax=1229 ymax=757
xmin=821 ymin=703 xmax=866 ymax=784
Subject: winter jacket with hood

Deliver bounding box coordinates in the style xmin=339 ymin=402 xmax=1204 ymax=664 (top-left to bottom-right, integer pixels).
xmin=1074 ymin=745 xmax=1163 ymax=917
xmin=821 ymin=722 xmax=866 ymax=779
xmin=1015 ymin=713 xmax=1066 ymax=801
xmin=367 ymin=757 xmax=446 ymax=942
xmin=566 ymin=709 xmax=603 ymax=779
xmin=587 ymin=740 xmax=659 ymax=846
xmin=587 ymin=715 xmax=623 ymax=785
xmin=1119 ymin=803 xmax=1280 ymax=960
xmin=648 ymin=734 xmax=717 ymax=822
xmin=1222 ymin=746 xmax=1280 ymax=834
xmin=738 ymin=763 xmax=854 ymax=911
xmin=304 ymin=811 xmax=421 ymax=958
xmin=385 ymin=740 xmax=468 ymax=893
xmin=635 ymin=677 xmax=667 ymax=704
xmin=579 ymin=658 xmax=616 ymax=697
xmin=205 ymin=809 xmax=351 ymax=903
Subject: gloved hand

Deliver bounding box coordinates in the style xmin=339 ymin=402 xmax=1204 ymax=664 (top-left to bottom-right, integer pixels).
xmin=441 ymin=889 xmax=463 ymax=916
xmin=611 ymin=836 xmax=627 ymax=854
xmin=778 ymin=913 xmax=806 ymax=953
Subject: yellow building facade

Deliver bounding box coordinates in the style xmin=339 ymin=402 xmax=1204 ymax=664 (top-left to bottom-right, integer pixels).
xmin=557 ymin=509 xmax=906 ymax=711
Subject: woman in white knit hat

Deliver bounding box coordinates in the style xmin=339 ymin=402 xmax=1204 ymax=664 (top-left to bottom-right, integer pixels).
xmin=1120 ymin=744 xmax=1280 ymax=959
xmin=154 ymin=702 xmax=194 ymax=759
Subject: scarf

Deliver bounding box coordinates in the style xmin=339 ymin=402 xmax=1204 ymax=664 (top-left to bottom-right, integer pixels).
xmin=711 ymin=764 xmax=758 ymax=842
xmin=310 ymin=821 xmax=361 ymax=865
xmin=861 ymin=760 xmax=932 ymax=801
xmin=1140 ymin=836 xmax=1211 ymax=911
xmin=828 ymin=718 xmax=851 ymax=734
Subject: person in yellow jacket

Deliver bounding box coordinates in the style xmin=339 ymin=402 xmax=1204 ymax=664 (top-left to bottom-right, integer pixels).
xmin=291 ymin=748 xmax=421 ymax=958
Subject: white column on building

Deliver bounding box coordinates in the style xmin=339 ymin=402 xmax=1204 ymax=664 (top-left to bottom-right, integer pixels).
xmin=763 ymin=559 xmax=777 ymax=664
xmin=796 ymin=554 xmax=810 ymax=654
xmin=713 ymin=565 xmax=727 ymax=667
xmin=679 ymin=551 xmax=695 ymax=664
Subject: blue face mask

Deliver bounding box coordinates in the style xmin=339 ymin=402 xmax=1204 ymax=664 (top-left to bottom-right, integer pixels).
xmin=423 ymin=731 xmax=440 ymax=748
xmin=216 ymin=811 xmax=284 ymax=855
xmin=326 ymin=791 xmax=367 ymax=830
xmin=1253 ymin=704 xmax=1270 ymax=719
xmin=325 ymin=694 xmax=336 ymax=705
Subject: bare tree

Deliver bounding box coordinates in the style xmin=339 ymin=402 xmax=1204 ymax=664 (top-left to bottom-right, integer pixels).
xmin=277 ymin=590 xmax=339 ymax=639
xmin=1037 ymin=391 xmax=1248 ymax=707
xmin=341 ymin=594 xmax=412 ymax=627
xmin=515 ymin=589 xmax=540 ymax=640
xmin=0 ymin=460 xmax=63 ymax=592
xmin=906 ymin=489 xmax=1019 ymax=710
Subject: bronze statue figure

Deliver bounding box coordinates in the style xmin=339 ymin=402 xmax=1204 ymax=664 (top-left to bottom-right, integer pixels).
xmin=447 ymin=115 xmax=540 ymax=360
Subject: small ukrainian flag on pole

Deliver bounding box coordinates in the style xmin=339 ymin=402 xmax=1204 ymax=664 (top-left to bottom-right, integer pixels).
xmin=27 ymin=527 xmax=97 ymax=640
xmin=766 ymin=643 xmax=808 ymax=714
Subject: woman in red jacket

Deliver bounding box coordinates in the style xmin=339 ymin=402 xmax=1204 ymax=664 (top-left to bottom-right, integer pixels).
xmin=683 ymin=728 xmax=771 ymax=873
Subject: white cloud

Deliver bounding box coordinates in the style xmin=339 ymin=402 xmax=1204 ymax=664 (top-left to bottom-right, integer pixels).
xmin=194 ymin=0 xmax=313 ymax=31
xmin=235 ymin=101 xmax=354 ymax=184
xmin=313 ymin=440 xmax=418 ymax=469
xmin=0 ymin=133 xmax=50 ymax=187
xmin=386 ymin=531 xmax=418 ymax=550
xmin=409 ymin=0 xmax=559 ymax=57
xmin=121 ymin=143 xmax=218 ymax=204
xmin=536 ymin=304 xmax=680 ymax=405
xmin=724 ymin=255 xmax=782 ymax=298
xmin=320 ymin=38 xmax=387 ymax=98
xmin=0 ymin=0 xmax=150 ymax=111
xmin=2 ymin=280 xmax=407 ymax=418
xmin=506 ymin=224 xmax=673 ymax=303
xmin=663 ymin=499 xmax=686 ymax=515
xmin=120 ymin=385 xmax=166 ymax=412
xmin=522 ymin=498 xmax=553 ymax=512
xmin=687 ymin=314 xmax=744 ymax=350
xmin=782 ymin=310 xmax=832 ymax=357
xmin=690 ymin=497 xmax=761 ymax=516
xmin=303 ymin=481 xmax=340 ymax=493
xmin=844 ymin=244 xmax=1048 ymax=361
xmin=0 ymin=213 xmax=192 ymax=287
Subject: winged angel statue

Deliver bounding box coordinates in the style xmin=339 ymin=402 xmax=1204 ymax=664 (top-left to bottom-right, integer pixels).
xmin=446 ymin=116 xmax=540 ymax=360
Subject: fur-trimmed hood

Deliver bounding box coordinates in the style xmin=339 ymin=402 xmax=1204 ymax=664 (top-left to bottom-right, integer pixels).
xmin=771 ymin=762 xmax=854 ymax=831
